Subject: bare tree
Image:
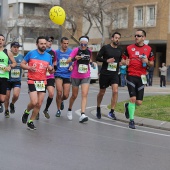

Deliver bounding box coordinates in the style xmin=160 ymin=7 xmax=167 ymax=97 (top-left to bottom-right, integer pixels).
xmin=63 ymin=0 xmax=129 ymax=45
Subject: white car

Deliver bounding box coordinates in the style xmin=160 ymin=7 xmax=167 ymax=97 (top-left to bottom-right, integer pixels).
xmin=90 ymin=62 xmax=98 ymax=83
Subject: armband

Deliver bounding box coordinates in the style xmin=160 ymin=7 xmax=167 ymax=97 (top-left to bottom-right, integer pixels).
xmin=54 ymin=65 xmax=57 ymax=71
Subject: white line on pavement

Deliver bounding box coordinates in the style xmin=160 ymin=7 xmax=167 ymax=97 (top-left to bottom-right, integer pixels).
xmin=75 ymin=105 xmax=170 ymax=137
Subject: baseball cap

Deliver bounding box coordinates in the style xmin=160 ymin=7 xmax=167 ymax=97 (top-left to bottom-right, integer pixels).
xmin=45 ymin=36 xmax=54 ymax=41
xmin=11 ymin=42 xmax=22 ymax=48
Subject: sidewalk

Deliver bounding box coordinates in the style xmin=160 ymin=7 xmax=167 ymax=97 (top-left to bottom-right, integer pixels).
xmin=91 ymin=85 xmax=170 ymax=131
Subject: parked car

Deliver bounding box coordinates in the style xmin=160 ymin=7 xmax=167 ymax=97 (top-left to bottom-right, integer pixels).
xmin=90 ymin=62 xmax=98 ymax=83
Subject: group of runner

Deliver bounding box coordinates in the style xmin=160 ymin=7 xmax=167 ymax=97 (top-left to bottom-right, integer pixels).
xmin=0 ymin=29 xmax=154 ymax=130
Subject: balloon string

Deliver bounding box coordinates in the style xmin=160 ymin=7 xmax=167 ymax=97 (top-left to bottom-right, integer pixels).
xmin=61 ymin=25 xmax=79 ymax=44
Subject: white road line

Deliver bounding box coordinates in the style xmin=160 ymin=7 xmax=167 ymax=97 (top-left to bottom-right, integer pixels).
xmin=75 ymin=105 xmax=170 ymax=137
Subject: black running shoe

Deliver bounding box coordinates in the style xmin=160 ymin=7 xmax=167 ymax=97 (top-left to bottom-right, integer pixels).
xmin=0 ymin=103 xmax=4 ymax=113
xmin=96 ymin=107 xmax=101 ymax=119
xmin=36 ymin=113 xmax=39 ymax=120
xmin=124 ymin=103 xmax=129 ymax=119
xmin=129 ymin=120 xmax=136 ymax=129
xmin=5 ymin=110 xmax=10 ymax=118
xmin=22 ymin=110 xmax=29 ymax=124
xmin=10 ymin=103 xmax=15 ymax=113
xmin=60 ymin=101 xmax=64 ymax=110
xmin=27 ymin=122 xmax=36 ymax=130
xmin=43 ymin=110 xmax=50 ymax=119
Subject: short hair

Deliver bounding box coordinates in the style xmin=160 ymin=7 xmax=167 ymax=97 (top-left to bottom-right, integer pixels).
xmin=79 ymin=35 xmax=89 ymax=41
xmin=0 ymin=34 xmax=5 ymax=39
xmin=137 ymin=29 xmax=146 ymax=37
xmin=61 ymin=37 xmax=69 ymax=43
xmin=112 ymin=32 xmax=121 ymax=38
xmin=36 ymin=36 xmax=46 ymax=44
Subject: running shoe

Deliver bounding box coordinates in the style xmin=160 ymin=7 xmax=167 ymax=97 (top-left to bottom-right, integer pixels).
xmin=129 ymin=120 xmax=136 ymax=129
xmin=5 ymin=110 xmax=10 ymax=118
xmin=22 ymin=110 xmax=29 ymax=124
xmin=10 ymin=103 xmax=15 ymax=113
xmin=27 ymin=122 xmax=36 ymax=130
xmin=108 ymin=112 xmax=117 ymax=120
xmin=0 ymin=103 xmax=4 ymax=113
xmin=79 ymin=114 xmax=88 ymax=123
xmin=56 ymin=110 xmax=61 ymax=117
xmin=43 ymin=110 xmax=50 ymax=119
xmin=124 ymin=102 xmax=129 ymax=119
xmin=96 ymin=107 xmax=101 ymax=119
xmin=67 ymin=111 xmax=72 ymax=120
xmin=36 ymin=113 xmax=39 ymax=120
xmin=60 ymin=101 xmax=64 ymax=110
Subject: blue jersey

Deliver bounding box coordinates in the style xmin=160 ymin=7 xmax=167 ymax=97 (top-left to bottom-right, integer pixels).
xmin=8 ymin=54 xmax=24 ymax=82
xmin=55 ymin=48 xmax=72 ymax=78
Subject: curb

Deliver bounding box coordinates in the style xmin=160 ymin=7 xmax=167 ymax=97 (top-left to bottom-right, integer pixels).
xmin=91 ymin=107 xmax=170 ymax=131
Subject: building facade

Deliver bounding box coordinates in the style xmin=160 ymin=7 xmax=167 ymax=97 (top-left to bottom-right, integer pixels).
xmin=1 ymin=0 xmax=60 ymax=53
xmin=62 ymin=0 xmax=170 ymax=78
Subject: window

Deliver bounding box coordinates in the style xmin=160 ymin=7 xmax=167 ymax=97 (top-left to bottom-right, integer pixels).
xmin=146 ymin=5 xmax=156 ymax=27
xmin=134 ymin=6 xmax=144 ymax=27
xmin=119 ymin=8 xmax=128 ymax=28
xmin=134 ymin=5 xmax=156 ymax=27
xmin=112 ymin=8 xmax=128 ymax=29
xmin=9 ymin=5 xmax=13 ymax=19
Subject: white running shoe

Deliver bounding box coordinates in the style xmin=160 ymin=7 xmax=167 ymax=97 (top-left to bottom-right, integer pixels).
xmin=79 ymin=114 xmax=88 ymax=123
xmin=67 ymin=111 xmax=72 ymax=120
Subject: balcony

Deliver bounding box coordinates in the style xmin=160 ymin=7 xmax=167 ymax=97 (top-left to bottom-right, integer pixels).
xmin=7 ymin=17 xmax=59 ymax=28
xmin=8 ymin=0 xmax=60 ymax=5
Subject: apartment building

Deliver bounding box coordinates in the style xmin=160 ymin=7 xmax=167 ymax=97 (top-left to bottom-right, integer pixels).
xmin=1 ymin=0 xmax=60 ymax=53
xmin=62 ymin=0 xmax=170 ymax=78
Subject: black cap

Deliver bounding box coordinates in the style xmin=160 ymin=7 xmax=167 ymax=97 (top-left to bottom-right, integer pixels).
xmin=45 ymin=36 xmax=54 ymax=41
xmin=11 ymin=42 xmax=22 ymax=48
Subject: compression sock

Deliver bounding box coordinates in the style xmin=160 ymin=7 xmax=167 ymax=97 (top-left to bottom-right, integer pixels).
xmin=25 ymin=109 xmax=30 ymax=114
xmin=28 ymin=119 xmax=33 ymax=123
xmin=45 ymin=97 xmax=53 ymax=111
xmin=110 ymin=109 xmax=114 ymax=113
xmin=128 ymin=102 xmax=136 ymax=120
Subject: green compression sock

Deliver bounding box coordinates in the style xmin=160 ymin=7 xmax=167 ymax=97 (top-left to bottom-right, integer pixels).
xmin=28 ymin=120 xmax=33 ymax=123
xmin=128 ymin=102 xmax=136 ymax=120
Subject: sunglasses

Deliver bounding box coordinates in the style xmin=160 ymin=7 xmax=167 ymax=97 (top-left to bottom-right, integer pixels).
xmin=80 ymin=43 xmax=87 ymax=47
xmin=48 ymin=40 xmax=53 ymax=42
xmin=134 ymin=34 xmax=143 ymax=38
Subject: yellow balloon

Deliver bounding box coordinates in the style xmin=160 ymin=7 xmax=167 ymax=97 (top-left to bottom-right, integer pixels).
xmin=49 ymin=6 xmax=66 ymax=25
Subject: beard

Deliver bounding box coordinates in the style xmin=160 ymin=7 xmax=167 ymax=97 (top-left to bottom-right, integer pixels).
xmin=113 ymin=41 xmax=119 ymax=46
xmin=38 ymin=46 xmax=46 ymax=52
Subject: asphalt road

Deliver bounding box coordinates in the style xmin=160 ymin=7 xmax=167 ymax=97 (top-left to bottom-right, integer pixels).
xmin=0 ymin=81 xmax=170 ymax=170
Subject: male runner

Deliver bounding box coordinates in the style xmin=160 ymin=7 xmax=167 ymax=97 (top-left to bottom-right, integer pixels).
xmin=21 ymin=36 xmax=53 ymax=130
xmin=96 ymin=32 xmax=123 ymax=120
xmin=0 ymin=34 xmax=16 ymax=113
xmin=4 ymin=42 xmax=24 ymax=118
xmin=122 ymin=29 xmax=154 ymax=129
xmin=55 ymin=37 xmax=72 ymax=119
xmin=36 ymin=36 xmax=57 ymax=120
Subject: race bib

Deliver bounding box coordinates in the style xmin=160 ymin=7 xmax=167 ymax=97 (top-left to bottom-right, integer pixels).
xmin=60 ymin=59 xmax=69 ymax=67
xmin=0 ymin=64 xmax=6 ymax=74
xmin=141 ymin=75 xmax=147 ymax=84
xmin=34 ymin=81 xmax=45 ymax=91
xmin=107 ymin=62 xmax=117 ymax=71
xmin=11 ymin=69 xmax=20 ymax=78
xmin=78 ymin=64 xmax=88 ymax=73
